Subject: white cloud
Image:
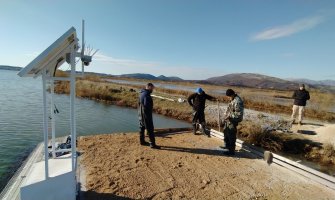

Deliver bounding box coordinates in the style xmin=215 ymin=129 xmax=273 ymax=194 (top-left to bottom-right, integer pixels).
xmin=90 ymin=52 xmax=227 ymax=79
xmin=93 ymin=52 xmax=159 ymax=68
xmin=251 ymin=15 xmax=326 ymax=41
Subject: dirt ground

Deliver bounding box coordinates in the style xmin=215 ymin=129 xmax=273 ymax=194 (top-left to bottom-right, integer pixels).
xmin=78 ymin=131 xmax=335 ymax=200
xmin=291 ymin=123 xmax=335 ymax=146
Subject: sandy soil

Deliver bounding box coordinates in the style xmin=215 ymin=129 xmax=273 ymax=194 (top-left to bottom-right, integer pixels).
xmin=291 ymin=123 xmax=335 ymax=146
xmin=78 ymin=131 xmax=335 ymax=200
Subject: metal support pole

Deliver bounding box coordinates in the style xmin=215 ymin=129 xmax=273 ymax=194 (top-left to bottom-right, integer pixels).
xmin=42 ymin=70 xmax=49 ymax=179
xmin=217 ymin=100 xmax=221 ymax=132
xmin=51 ymin=81 xmax=56 ymax=158
xmin=81 ymin=19 xmax=85 ymax=77
xmin=70 ymin=46 xmax=76 ymax=171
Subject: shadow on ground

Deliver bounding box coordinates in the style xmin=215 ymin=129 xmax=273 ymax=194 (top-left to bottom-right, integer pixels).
xmin=159 ymin=145 xmax=258 ymax=159
xmin=80 ymin=190 xmax=133 ymax=200
xmin=303 ymin=122 xmax=324 ymax=126
xmin=297 ymin=130 xmax=317 ymax=135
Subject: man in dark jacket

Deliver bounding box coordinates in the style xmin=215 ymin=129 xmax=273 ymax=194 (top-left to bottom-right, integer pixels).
xmin=138 ymin=83 xmax=160 ymax=149
xmin=291 ymin=84 xmax=310 ymax=125
xmin=187 ymin=88 xmax=216 ymax=136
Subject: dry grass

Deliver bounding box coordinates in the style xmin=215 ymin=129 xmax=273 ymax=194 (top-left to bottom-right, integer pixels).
xmin=55 ymin=76 xmax=335 ymax=123
xmin=237 ymin=121 xmax=310 ymax=153
xmin=309 ymin=89 xmax=335 ymax=111
xmin=55 ymin=69 xmax=69 ymax=77
xmin=238 ymin=120 xmax=335 ymax=165
xmin=238 ymin=122 xmax=284 ymax=152
xmin=106 ymin=78 xmax=335 ymax=121
xmin=306 ymin=143 xmax=335 ymax=165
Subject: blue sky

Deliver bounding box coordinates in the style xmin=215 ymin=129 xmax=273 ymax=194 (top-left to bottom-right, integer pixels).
xmin=0 ymin=0 xmax=334 ymax=80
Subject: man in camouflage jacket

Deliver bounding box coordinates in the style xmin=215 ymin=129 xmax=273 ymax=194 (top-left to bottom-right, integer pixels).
xmin=222 ymin=89 xmax=244 ymax=155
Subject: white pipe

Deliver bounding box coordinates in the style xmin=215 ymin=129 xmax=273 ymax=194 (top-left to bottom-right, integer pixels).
xmin=42 ymin=70 xmax=49 ymax=179
xmin=70 ymin=47 xmax=76 ymax=171
xmin=51 ymin=81 xmax=56 ymax=158
xmin=217 ymin=100 xmax=221 ymax=132
xmin=81 ymin=19 xmax=85 ymax=77
xmin=81 ymin=20 xmax=85 ymax=57
xmin=48 ymin=77 xmax=71 ymax=81
xmin=50 ymin=149 xmax=72 ymax=154
xmin=209 ymin=128 xmax=335 ymax=189
xmin=151 ymin=94 xmax=175 ymax=102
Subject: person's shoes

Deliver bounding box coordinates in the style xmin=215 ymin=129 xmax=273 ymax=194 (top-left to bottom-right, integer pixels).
xmin=203 ymin=129 xmax=211 ymax=137
xmin=223 ymin=151 xmax=235 ymax=156
xmin=219 ymin=145 xmax=228 ymax=150
xmin=140 ymin=141 xmax=150 ymax=146
xmin=206 ymin=131 xmax=211 ymax=138
xmin=150 ymin=144 xmax=161 ymax=149
xmin=151 ymin=145 xmax=161 ymax=149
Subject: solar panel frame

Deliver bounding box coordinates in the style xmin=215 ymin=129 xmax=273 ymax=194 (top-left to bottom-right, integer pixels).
xmin=18 ymin=27 xmax=78 ymax=78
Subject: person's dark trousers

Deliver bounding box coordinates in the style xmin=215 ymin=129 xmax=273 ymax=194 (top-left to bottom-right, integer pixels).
xmin=139 ymin=124 xmax=155 ymax=145
xmin=223 ymin=122 xmax=237 ymax=153
xmin=192 ymin=110 xmax=207 ymax=134
xmin=139 ymin=125 xmax=146 ymax=144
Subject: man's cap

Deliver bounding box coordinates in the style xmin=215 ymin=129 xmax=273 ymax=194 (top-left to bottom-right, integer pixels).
xmin=196 ymin=87 xmax=203 ymax=94
xmin=299 ymin=83 xmax=305 ymax=88
xmin=147 ymin=83 xmax=154 ymax=87
xmin=226 ymin=89 xmax=235 ymax=96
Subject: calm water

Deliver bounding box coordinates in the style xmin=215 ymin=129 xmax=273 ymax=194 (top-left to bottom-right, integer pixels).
xmin=0 ymin=70 xmax=190 ymax=191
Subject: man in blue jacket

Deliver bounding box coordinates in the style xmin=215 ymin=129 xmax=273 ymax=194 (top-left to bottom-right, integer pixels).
xmin=138 ymin=83 xmax=160 ymax=149
xmin=291 ymin=84 xmax=310 ymax=125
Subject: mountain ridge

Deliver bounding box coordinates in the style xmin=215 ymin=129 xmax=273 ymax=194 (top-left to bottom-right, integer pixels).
xmin=117 ymin=73 xmax=184 ymax=81
xmin=0 ymin=65 xmax=22 ymax=71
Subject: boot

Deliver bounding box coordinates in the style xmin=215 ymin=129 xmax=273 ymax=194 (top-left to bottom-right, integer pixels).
xmin=150 ymin=143 xmax=161 ymax=149
xmin=140 ymin=141 xmax=150 ymax=146
xmin=192 ymin=124 xmax=197 ymax=135
xmin=202 ymin=127 xmax=210 ymax=137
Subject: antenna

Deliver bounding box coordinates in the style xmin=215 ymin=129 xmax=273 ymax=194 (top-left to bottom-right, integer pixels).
xmin=80 ymin=19 xmax=99 ymax=77
xmin=81 ymin=20 xmax=85 ymax=76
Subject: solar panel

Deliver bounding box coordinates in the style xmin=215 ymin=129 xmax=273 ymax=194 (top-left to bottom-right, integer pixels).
xmin=18 ymin=27 xmax=78 ymax=77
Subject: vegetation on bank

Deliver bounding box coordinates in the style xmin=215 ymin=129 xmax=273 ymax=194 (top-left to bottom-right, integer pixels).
xmin=54 ymin=74 xmax=335 ymax=166
xmin=238 ymin=122 xmax=335 ymax=165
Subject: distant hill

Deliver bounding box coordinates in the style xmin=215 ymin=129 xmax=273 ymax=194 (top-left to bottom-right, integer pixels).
xmin=0 ymin=65 xmax=22 ymax=71
xmin=118 ymin=73 xmax=183 ymax=81
xmin=64 ymin=70 xmax=110 ymax=77
xmin=119 ymin=73 xmax=157 ymax=80
xmin=206 ymin=73 xmax=299 ymax=90
xmin=287 ymin=78 xmax=335 ymax=87
xmin=157 ymin=75 xmax=183 ymax=81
